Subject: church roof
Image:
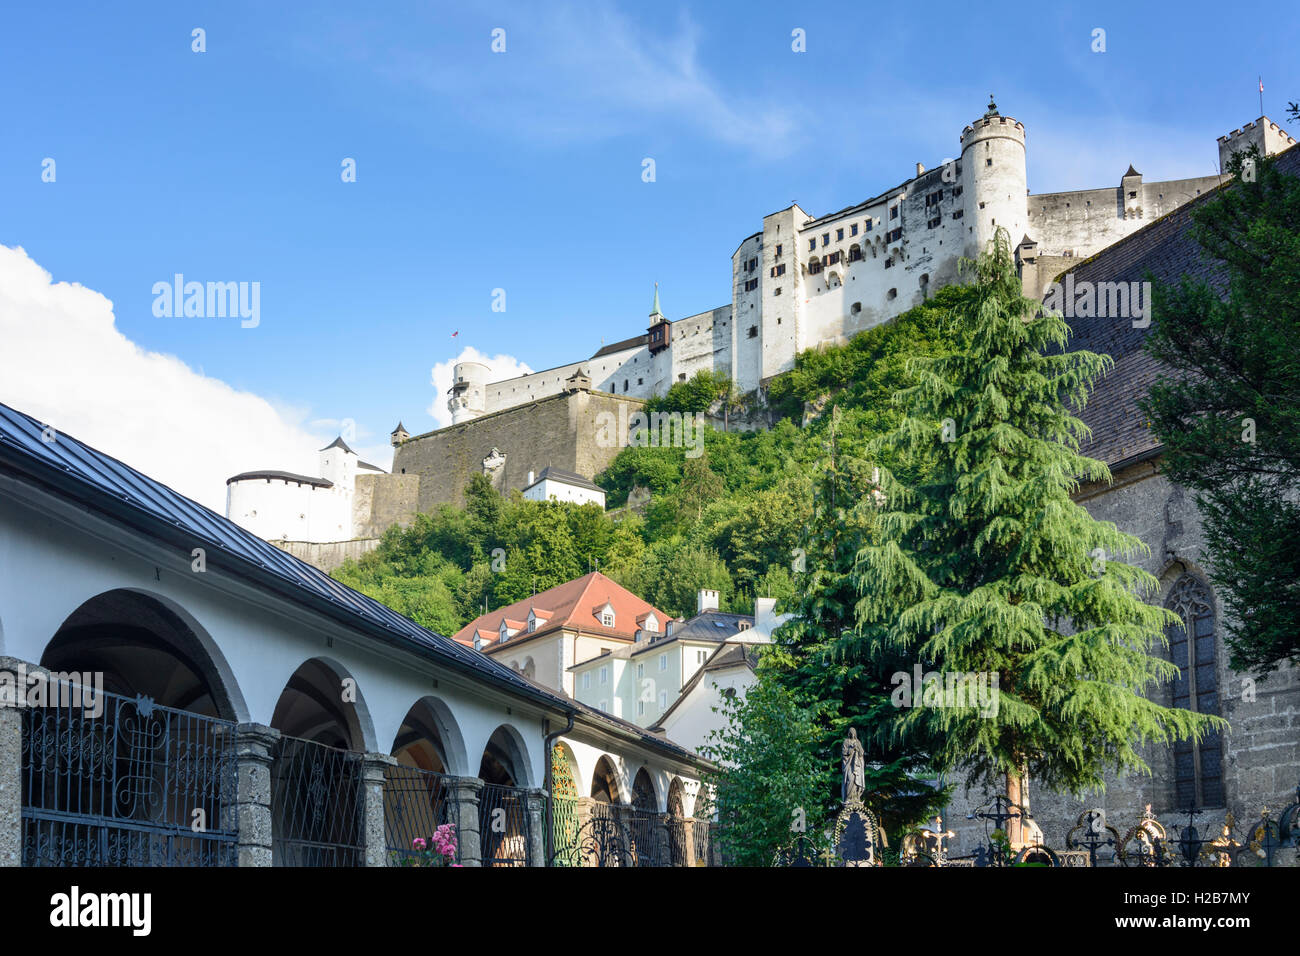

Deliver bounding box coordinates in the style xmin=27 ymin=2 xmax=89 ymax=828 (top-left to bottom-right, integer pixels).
xmin=1123 ymin=164 xmax=1141 ymax=178
xmin=391 ymin=421 xmax=407 ymax=434
xmin=1059 ymin=142 xmax=1299 ymax=471
xmin=226 ymin=470 xmax=332 ymax=488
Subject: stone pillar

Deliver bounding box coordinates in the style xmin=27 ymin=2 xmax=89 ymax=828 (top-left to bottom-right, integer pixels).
xmin=683 ymin=818 xmax=696 ymax=867
xmin=447 ymin=776 xmax=484 ymax=867
xmin=0 ymin=693 xmax=21 ymax=867
xmin=525 ymin=789 xmax=546 ymax=867
xmin=232 ymin=723 xmax=279 ymax=867
xmin=361 ymin=752 xmax=396 ymax=867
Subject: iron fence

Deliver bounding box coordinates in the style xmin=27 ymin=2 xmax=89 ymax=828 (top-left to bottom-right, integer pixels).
xmin=270 ymin=735 xmax=364 ymax=866
xmin=479 ymin=781 xmax=531 ymax=866
xmin=20 ymin=688 xmax=238 ymax=867
xmin=550 ymin=795 xmax=582 ymax=867
xmin=691 ymin=817 xmax=713 ymax=866
xmin=384 ymin=764 xmax=453 ymax=864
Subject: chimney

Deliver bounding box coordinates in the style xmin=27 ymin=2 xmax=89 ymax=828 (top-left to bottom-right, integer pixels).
xmin=527 ymin=470 xmax=535 ymax=485
xmin=697 ymin=588 xmax=719 ymax=614
xmin=916 ymin=162 xmax=925 ymax=177
xmin=754 ymin=597 xmax=777 ymax=635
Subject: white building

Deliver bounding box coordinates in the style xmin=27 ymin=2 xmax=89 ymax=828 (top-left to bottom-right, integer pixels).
xmin=225 ymin=436 xmax=385 ymax=543
xmin=445 ymin=104 xmax=1285 ymax=420
xmin=521 ymin=466 xmax=607 ymax=509
xmin=569 ymin=589 xmax=788 ymax=735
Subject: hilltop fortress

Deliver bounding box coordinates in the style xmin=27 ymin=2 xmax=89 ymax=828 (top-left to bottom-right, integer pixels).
xmin=444 ymin=101 xmax=1291 ymax=425
xmin=227 ymin=103 xmax=1297 ymax=566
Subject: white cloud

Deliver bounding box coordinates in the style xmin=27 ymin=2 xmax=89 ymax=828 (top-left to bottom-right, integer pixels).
xmin=428 ymin=346 xmax=533 ymax=429
xmin=0 ymin=244 xmax=339 ymax=513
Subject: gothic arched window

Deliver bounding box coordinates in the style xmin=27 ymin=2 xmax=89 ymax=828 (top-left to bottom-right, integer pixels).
xmin=1165 ymin=574 xmax=1223 ymax=809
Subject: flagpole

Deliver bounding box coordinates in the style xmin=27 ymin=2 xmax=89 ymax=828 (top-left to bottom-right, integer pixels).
xmin=1259 ymin=76 xmax=1264 ymax=117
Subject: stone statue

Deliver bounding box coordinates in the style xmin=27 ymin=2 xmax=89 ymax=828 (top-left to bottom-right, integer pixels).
xmin=841 ymin=728 xmax=865 ymax=805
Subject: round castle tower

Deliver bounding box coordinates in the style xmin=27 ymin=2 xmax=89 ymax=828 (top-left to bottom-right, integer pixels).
xmin=960 ymin=98 xmax=1028 ymax=258
xmin=447 ymin=361 xmax=490 ymax=425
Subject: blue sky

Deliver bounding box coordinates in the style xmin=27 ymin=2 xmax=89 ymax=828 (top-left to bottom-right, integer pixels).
xmin=1 ymin=0 xmax=1297 ymax=507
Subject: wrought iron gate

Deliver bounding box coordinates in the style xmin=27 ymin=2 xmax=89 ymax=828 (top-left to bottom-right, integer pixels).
xmin=20 ymin=690 xmax=238 ymax=866
xmin=384 ymin=764 xmax=453 ymax=864
xmin=270 ymin=735 xmax=364 ymax=866
xmin=479 ymin=782 xmax=531 ymax=866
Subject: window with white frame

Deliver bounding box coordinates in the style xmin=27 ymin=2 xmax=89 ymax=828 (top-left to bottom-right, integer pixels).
xmin=582 ymin=672 xmax=590 ymax=690
xmin=637 ymin=662 xmax=644 ymax=679
xmin=600 ymin=665 xmax=608 ymax=685
xmin=659 ymin=653 xmax=667 ymax=671
xmin=637 ymin=700 xmax=645 ymax=716
xmin=659 ymin=691 xmax=668 ymax=709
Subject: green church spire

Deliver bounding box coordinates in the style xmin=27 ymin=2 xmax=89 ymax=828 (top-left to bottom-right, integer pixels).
xmin=650 ymin=282 xmax=663 ymax=318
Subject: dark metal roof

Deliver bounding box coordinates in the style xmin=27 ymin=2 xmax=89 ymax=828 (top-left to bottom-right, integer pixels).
xmin=524 ymin=466 xmax=603 ymax=494
xmin=226 ymin=470 xmax=333 ymax=488
xmin=590 ymin=334 xmax=646 ymax=359
xmin=668 ymin=609 xmax=755 ymax=643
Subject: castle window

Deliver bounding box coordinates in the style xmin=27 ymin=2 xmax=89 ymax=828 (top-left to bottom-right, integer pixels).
xmin=747 ymin=326 xmax=758 ymax=338
xmin=850 ymin=302 xmax=862 ymax=314
xmin=826 ymin=251 xmax=841 ymax=265
xmin=890 ymin=206 xmax=899 ymax=220
xmin=1166 ymin=574 xmax=1224 ymax=808
xmin=864 ymin=219 xmax=873 ymax=230
xmin=952 ymin=210 xmax=964 ymax=220
xmin=808 ymin=258 xmax=822 ymax=275
xmin=770 ymin=263 xmax=786 ymax=277
xmin=774 ymin=287 xmax=782 ymax=296
xmin=775 ymin=243 xmax=782 ymax=257
xmin=836 ymin=228 xmax=844 ymax=241
xmin=678 ymin=373 xmax=686 ymax=381
xmin=887 ymin=288 xmax=897 ymax=300
xmin=927 ymin=217 xmax=941 ymax=229
xmin=986 ymin=158 xmax=993 ymax=166
xmin=849 ymin=245 xmax=862 ymax=262
xmin=850 ymin=223 xmax=859 ymax=236
xmin=822 ymin=233 xmax=830 ymax=246
xmin=744 ymin=278 xmax=758 ymax=292
xmin=638 ymin=378 xmax=643 ymax=385
xmin=624 ymin=380 xmax=628 ymax=391
xmin=809 ymin=239 xmax=816 ymax=251
xmin=884 ymin=257 xmax=894 ymax=269
xmin=1128 ymin=191 xmax=1137 ymax=199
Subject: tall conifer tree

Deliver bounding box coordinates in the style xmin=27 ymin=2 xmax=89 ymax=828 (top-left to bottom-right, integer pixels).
xmin=852 ymin=230 xmax=1223 ymax=823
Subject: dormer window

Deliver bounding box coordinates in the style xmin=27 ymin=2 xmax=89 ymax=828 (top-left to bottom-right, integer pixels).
xmin=498 ymin=620 xmax=509 ymax=643
xmin=597 ymin=600 xmax=615 ymax=629
xmin=644 ymin=613 xmax=659 ymax=632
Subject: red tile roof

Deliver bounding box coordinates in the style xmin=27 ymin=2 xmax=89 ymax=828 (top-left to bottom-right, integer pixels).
xmin=452 ymin=572 xmax=670 ymax=651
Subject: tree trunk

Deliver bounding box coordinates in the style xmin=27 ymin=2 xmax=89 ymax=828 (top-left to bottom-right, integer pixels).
xmin=1005 ymin=769 xmax=1025 ymax=850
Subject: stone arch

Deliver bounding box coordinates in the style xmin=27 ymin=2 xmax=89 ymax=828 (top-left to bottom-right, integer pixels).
xmin=479 ymin=723 xmax=534 ymax=788
xmin=40 ymin=587 xmax=245 ymax=721
xmin=667 ymin=777 xmax=686 ymax=819
xmin=390 ymin=695 xmax=469 ymax=777
xmin=591 ymin=754 xmax=623 ymax=803
xmin=270 ymin=656 xmax=376 ymax=752
xmin=631 ymin=766 xmax=660 ymax=811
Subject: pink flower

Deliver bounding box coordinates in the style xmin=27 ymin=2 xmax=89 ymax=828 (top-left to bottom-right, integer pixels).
xmin=412 ymin=837 xmax=427 ymax=851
